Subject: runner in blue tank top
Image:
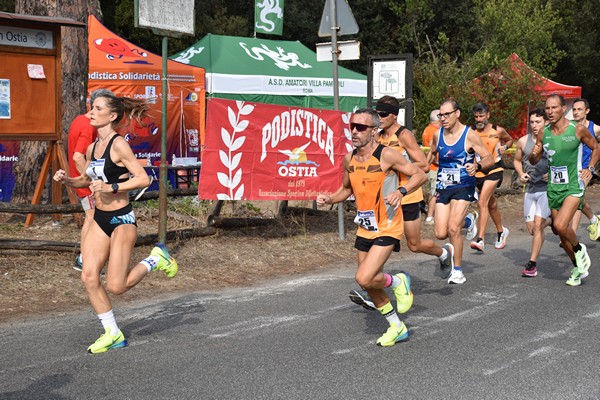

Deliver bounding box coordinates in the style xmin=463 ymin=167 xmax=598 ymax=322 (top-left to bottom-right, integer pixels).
xmin=435 ymin=125 xmax=476 ymax=191
xmin=570 ymin=98 xmax=600 ymax=240
xmin=427 ymin=99 xmax=494 ymax=284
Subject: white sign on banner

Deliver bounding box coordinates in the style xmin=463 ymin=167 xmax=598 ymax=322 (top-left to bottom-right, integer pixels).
xmin=0 ymin=26 xmax=54 ymax=49
xmin=372 ymin=60 xmax=406 ymax=100
xmin=138 ymin=0 xmax=195 ymax=36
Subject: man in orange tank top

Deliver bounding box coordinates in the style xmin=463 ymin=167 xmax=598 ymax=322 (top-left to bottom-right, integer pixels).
xmin=470 ymin=102 xmax=513 ymax=252
xmin=317 ymin=108 xmax=426 ymax=347
xmin=348 ymin=99 xmax=454 ymax=310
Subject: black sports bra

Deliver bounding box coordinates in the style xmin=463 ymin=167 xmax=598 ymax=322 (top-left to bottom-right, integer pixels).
xmin=86 ymin=135 xmax=129 ymax=184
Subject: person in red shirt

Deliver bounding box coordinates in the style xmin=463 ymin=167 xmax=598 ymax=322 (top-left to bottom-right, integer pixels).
xmin=421 ymin=110 xmax=441 ymax=224
xmin=68 ymin=89 xmax=113 ymax=271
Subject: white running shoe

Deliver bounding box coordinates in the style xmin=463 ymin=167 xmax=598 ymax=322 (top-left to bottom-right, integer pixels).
xmin=465 ymin=212 xmax=478 ymax=241
xmin=495 ymin=226 xmax=509 ymax=249
xmin=439 ymin=243 xmax=454 ymax=279
xmin=470 ymin=239 xmax=485 ymax=252
xmin=448 ymin=268 xmax=466 ymax=284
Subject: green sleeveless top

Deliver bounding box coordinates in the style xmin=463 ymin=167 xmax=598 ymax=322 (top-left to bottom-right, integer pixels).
xmin=543 ymin=121 xmax=584 ymax=193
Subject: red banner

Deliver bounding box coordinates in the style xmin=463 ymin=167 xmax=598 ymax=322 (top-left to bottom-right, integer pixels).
xmin=200 ymin=98 xmax=353 ymax=200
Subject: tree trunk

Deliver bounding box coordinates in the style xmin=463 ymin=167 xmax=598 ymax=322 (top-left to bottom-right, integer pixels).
xmin=12 ymin=0 xmax=101 ymax=204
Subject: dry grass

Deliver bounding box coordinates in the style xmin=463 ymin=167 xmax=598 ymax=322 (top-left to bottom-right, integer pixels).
xmin=0 ymin=198 xmax=356 ymax=322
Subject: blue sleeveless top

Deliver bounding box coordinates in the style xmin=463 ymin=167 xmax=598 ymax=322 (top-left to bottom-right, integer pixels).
xmin=582 ymin=120 xmax=596 ymax=168
xmin=436 ymin=125 xmax=475 ymax=190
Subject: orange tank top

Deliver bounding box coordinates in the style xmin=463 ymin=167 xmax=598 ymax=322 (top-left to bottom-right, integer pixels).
xmin=348 ymin=144 xmax=404 ymax=240
xmin=475 ymin=125 xmax=503 ymax=178
xmin=377 ymin=128 xmax=424 ymax=205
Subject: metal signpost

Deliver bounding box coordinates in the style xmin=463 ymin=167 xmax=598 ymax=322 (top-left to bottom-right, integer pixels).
xmin=134 ymin=0 xmax=194 ymax=243
xmin=318 ymin=0 xmax=359 ymax=240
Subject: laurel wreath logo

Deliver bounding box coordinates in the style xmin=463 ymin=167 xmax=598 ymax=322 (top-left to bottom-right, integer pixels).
xmin=341 ymin=112 xmax=353 ymax=152
xmin=216 ymin=101 xmax=254 ymax=200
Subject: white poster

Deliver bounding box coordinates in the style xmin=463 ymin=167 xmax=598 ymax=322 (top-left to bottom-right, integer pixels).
xmin=27 ymin=64 xmax=46 ymax=79
xmin=372 ymin=60 xmax=406 ymax=100
xmin=0 ymin=79 xmax=10 ymax=119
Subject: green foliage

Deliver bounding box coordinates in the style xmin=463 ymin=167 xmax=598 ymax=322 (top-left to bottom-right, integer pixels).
xmin=447 ymin=57 xmax=544 ymax=134
xmin=169 ymin=196 xmax=211 ymax=217
xmin=0 ymin=222 xmax=21 ymax=234
xmin=0 ymin=0 xmax=14 ymax=12
xmin=551 ymin=0 xmax=600 ymax=120
xmin=413 ymin=56 xmax=463 ymax=136
xmin=5 ymin=0 xmax=599 ymax=127
xmin=245 ymin=202 xmax=261 ymax=213
xmin=471 ymin=0 xmax=565 ymax=76
xmin=410 ymin=0 xmax=562 ymax=137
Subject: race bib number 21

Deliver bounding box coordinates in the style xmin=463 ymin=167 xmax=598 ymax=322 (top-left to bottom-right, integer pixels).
xmin=441 ymin=168 xmax=460 ymax=185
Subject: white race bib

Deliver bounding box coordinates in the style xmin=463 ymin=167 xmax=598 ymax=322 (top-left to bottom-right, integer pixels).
xmin=550 ymin=166 xmax=569 ymax=185
xmin=441 ymin=168 xmax=461 ymax=185
xmin=87 ymin=159 xmax=108 ymax=182
xmin=354 ymin=210 xmax=378 ymax=232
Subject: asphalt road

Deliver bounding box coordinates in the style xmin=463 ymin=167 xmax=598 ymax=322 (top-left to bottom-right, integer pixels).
xmin=2 ymin=226 xmax=600 ymax=400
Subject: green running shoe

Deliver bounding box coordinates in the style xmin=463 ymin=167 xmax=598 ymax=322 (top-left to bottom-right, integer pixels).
xmin=151 ymin=243 xmax=178 ymax=278
xmin=87 ymin=327 xmax=127 ymax=354
xmin=588 ymin=217 xmax=600 ymax=241
xmin=574 ymin=243 xmax=590 ymax=275
xmin=566 ymin=267 xmax=589 ymax=287
xmin=376 ymin=322 xmax=409 ymax=347
xmin=392 ymin=272 xmax=413 ymax=314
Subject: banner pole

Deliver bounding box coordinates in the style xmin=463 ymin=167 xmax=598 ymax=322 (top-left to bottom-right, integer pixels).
xmin=330 ymin=0 xmax=345 ymax=240
xmin=159 ymin=35 xmax=168 ymax=244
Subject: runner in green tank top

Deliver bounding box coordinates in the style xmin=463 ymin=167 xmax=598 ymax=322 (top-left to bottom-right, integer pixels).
xmin=544 ymin=120 xmax=584 ymax=206
xmin=530 ymin=94 xmax=600 ymax=286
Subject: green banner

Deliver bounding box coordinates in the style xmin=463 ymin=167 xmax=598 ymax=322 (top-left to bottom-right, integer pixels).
xmin=255 ymin=0 xmax=284 ymax=36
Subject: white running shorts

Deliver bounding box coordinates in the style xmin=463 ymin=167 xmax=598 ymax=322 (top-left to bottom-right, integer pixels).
xmin=523 ymin=191 xmax=550 ymax=222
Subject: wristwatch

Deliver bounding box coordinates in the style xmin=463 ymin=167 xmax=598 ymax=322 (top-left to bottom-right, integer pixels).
xmin=588 ymin=166 xmax=596 ymax=176
xmin=111 ymin=183 xmax=119 ymax=194
xmin=398 ymin=186 xmax=407 ymax=196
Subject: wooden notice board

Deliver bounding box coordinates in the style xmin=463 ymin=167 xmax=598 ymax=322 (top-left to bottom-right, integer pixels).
xmin=0 ymin=12 xmax=86 ymax=225
xmin=0 ymin=51 xmax=57 ymax=138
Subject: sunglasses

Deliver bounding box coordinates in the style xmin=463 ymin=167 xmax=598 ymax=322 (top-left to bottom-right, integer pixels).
xmin=377 ymin=111 xmax=391 ymax=118
xmin=437 ymin=109 xmax=458 ymax=119
xmin=350 ymin=123 xmax=377 ymax=132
